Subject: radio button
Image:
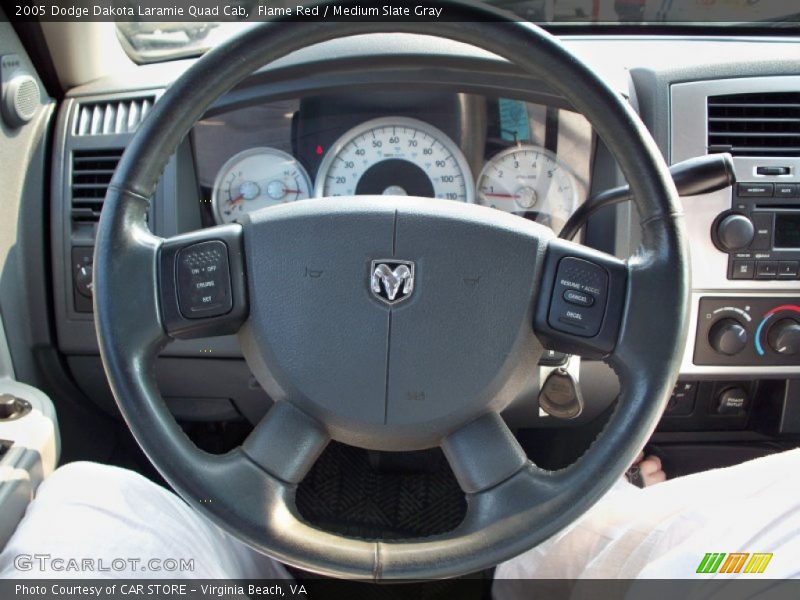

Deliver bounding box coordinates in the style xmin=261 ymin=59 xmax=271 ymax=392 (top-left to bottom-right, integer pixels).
xmin=756 ymin=260 xmax=778 ymax=279
xmin=756 ymin=166 xmax=790 ymax=176
xmin=716 ymin=214 xmax=755 ymax=251
xmin=775 ymin=184 xmax=798 ymax=198
xmin=738 ymin=183 xmax=774 ymax=197
xmin=731 ymin=260 xmax=755 ymax=280
xmin=778 ymin=261 xmax=799 ymax=278
xmin=750 ymin=212 xmax=774 ymax=251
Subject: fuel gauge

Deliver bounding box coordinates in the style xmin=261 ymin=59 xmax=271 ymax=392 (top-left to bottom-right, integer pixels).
xmin=211 ymin=147 xmax=312 ymax=224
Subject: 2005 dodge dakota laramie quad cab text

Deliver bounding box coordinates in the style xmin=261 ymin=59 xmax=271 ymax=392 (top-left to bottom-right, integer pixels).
xmin=0 ymin=1 xmax=798 ymax=597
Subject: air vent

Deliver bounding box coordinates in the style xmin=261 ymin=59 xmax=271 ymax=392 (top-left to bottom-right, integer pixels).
xmin=74 ymin=96 xmax=154 ymax=136
xmin=707 ymin=92 xmax=800 ymax=157
xmin=70 ymin=149 xmax=123 ymax=224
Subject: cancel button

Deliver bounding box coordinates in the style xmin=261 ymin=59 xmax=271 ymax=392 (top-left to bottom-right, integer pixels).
xmin=563 ymin=289 xmax=594 ymax=307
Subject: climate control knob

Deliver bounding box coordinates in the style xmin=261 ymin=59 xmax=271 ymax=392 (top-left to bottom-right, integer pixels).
xmin=715 ymin=214 xmax=754 ymax=251
xmin=767 ymin=318 xmax=800 ymax=356
xmin=708 ymin=318 xmax=748 ymax=356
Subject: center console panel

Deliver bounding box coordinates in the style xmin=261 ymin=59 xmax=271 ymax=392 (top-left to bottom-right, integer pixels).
xmin=671 ymin=76 xmax=800 ymax=379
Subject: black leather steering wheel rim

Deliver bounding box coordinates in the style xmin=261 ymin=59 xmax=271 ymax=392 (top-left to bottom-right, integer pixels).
xmin=94 ymin=2 xmax=690 ymax=580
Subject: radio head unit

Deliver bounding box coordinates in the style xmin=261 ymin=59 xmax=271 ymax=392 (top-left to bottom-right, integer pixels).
xmin=713 ymin=182 xmax=800 ymax=281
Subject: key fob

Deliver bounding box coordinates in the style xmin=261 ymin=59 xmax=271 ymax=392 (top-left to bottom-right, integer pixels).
xmin=538 ymin=368 xmax=584 ymax=419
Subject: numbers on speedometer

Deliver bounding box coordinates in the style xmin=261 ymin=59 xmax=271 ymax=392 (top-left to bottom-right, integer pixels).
xmin=477 ymin=145 xmax=578 ymax=233
xmin=314 ymin=117 xmax=474 ymax=203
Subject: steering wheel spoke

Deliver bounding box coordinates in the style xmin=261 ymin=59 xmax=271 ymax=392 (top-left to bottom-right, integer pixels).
xmin=242 ymin=401 xmax=329 ymax=484
xmin=158 ymin=225 xmax=249 ymax=340
xmin=533 ymin=238 xmax=629 ymax=359
xmin=442 ymin=413 xmax=529 ymax=494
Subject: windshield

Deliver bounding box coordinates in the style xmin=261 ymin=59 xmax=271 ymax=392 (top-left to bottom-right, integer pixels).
xmin=116 ymin=0 xmax=800 ymax=63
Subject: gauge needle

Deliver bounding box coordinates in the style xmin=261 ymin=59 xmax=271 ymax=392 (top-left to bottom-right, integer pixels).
xmin=483 ymin=192 xmax=520 ymax=199
xmin=227 ymin=194 xmax=244 ymax=206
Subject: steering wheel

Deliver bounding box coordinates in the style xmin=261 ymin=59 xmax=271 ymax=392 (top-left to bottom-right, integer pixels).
xmin=94 ymin=2 xmax=689 ymax=580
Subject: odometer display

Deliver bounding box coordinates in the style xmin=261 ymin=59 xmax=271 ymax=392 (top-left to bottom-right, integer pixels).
xmin=314 ymin=117 xmax=474 ymax=203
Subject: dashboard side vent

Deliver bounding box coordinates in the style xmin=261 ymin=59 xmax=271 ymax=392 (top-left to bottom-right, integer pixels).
xmin=707 ymin=92 xmax=800 ymax=157
xmin=70 ymin=149 xmax=123 ymax=224
xmin=74 ymin=96 xmax=155 ymax=136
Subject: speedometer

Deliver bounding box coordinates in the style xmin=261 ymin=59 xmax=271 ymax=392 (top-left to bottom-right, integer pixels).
xmin=477 ymin=145 xmax=578 ymax=233
xmin=314 ymin=117 xmax=474 ymax=203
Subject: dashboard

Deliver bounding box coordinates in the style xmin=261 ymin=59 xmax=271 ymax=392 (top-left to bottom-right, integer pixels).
xmin=191 ymin=92 xmax=592 ymax=235
xmin=47 ymin=34 xmax=799 ymax=436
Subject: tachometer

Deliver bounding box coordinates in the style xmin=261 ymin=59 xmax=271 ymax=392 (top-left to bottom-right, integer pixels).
xmin=212 ymin=147 xmax=312 ymax=224
xmin=314 ymin=117 xmax=474 ymax=203
xmin=477 ymin=145 xmax=578 ymax=233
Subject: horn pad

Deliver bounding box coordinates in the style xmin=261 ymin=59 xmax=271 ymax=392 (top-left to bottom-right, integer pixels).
xmin=239 ymin=197 xmax=551 ymax=450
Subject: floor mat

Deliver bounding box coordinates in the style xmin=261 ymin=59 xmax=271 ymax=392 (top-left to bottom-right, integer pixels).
xmin=295 ymin=443 xmax=486 ymax=597
xmin=296 ymin=441 xmax=466 ymax=540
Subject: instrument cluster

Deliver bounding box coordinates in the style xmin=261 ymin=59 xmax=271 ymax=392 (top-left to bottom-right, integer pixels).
xmin=195 ymin=97 xmax=591 ymax=235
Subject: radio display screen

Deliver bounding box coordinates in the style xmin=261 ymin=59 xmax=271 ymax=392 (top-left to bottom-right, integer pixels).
xmin=775 ymin=213 xmax=800 ymax=249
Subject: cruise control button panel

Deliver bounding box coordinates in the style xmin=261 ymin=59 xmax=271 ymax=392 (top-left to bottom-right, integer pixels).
xmin=176 ymin=241 xmax=233 ymax=319
xmin=159 ymin=225 xmax=248 ymax=340
xmin=534 ymin=241 xmax=627 ymax=358
xmin=548 ymin=257 xmax=609 ymax=338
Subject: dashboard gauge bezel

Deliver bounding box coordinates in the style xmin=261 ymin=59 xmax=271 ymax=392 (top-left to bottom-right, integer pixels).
xmin=476 ymin=144 xmax=580 ymax=231
xmin=313 ymin=116 xmax=475 ymax=203
xmin=211 ymin=146 xmax=313 ymax=225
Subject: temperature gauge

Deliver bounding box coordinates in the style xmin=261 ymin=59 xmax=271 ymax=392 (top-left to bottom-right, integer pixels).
xmin=212 ymin=147 xmax=312 ymax=224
